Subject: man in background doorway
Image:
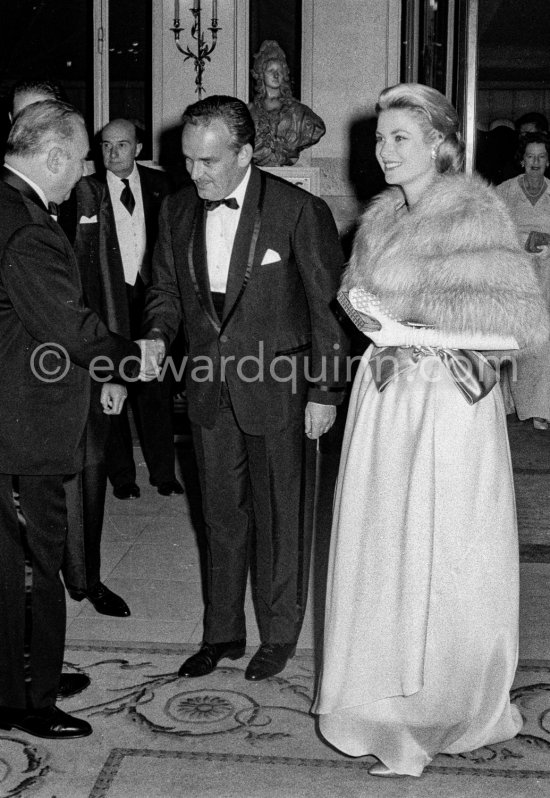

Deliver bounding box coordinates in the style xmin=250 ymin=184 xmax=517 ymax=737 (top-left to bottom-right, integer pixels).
xmin=93 ymin=118 xmax=182 ymax=501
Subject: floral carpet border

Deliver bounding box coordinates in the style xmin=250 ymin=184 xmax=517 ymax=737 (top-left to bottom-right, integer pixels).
xmin=62 ymin=649 xmax=550 ymax=794
xmin=89 ymin=748 xmax=550 ymax=798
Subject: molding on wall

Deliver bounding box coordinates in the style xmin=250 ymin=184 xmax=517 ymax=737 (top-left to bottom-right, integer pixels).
xmin=464 ymin=0 xmax=479 ymax=173
xmin=93 ymin=0 xmax=109 ymax=134
xmin=302 ymin=0 xmax=314 ymax=108
xmin=300 ymin=0 xmax=314 ymax=165
xmin=152 ymin=1 xmax=165 ymax=162
xmin=386 ymin=0 xmax=402 ymax=87
xmin=235 ymin=0 xmax=249 ymax=100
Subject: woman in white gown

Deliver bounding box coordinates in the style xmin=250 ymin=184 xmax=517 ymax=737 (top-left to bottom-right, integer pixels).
xmin=313 ymin=83 xmax=550 ymax=778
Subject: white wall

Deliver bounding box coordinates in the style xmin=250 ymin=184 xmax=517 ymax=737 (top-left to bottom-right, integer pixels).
xmin=153 ymin=0 xmax=248 ymax=155
xmin=154 ymin=0 xmax=401 ymax=228
xmin=310 ymin=0 xmax=400 ymax=161
xmin=306 ymin=0 xmax=400 ymax=228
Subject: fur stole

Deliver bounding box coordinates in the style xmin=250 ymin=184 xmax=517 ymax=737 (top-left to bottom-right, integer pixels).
xmin=343 ymin=173 xmax=550 ymax=347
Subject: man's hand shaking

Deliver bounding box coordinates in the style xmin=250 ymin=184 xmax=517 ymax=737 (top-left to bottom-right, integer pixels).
xmin=137 ymin=338 xmax=166 ymax=381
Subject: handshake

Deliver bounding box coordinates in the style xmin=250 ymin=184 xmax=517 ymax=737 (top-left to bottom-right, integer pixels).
xmin=136 ymin=338 xmax=166 ymax=381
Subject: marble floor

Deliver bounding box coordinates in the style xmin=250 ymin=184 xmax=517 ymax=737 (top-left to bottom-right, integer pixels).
xmin=65 ymin=428 xmax=331 ymax=653
xmin=65 ymin=418 xmax=550 ymax=664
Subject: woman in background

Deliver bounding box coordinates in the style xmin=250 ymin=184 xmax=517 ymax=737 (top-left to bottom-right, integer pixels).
xmin=313 ymin=83 xmax=549 ymax=778
xmin=497 ymin=133 xmax=550 ymax=429
xmin=497 ymin=132 xmax=550 ymax=241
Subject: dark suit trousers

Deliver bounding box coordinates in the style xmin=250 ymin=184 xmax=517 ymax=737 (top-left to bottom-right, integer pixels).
xmin=62 ymin=460 xmax=108 ymax=596
xmin=107 ymin=377 xmax=175 ymax=487
xmin=107 ymin=279 xmax=176 ymax=488
xmin=0 ymin=473 xmax=68 ymax=710
xmin=191 ymin=387 xmax=315 ymax=645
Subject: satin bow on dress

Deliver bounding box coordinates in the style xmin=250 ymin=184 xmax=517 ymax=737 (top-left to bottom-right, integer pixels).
xmin=336 ymin=289 xmax=498 ymax=405
xmin=369 ymin=345 xmax=497 ymax=405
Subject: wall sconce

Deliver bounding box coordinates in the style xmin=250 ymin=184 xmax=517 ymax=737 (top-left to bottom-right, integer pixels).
xmin=171 ymin=0 xmax=221 ymax=98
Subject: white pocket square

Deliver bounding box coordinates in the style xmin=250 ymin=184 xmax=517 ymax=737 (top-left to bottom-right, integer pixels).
xmin=261 ymin=248 xmax=281 ymax=265
xmin=79 ymin=214 xmax=98 ymax=224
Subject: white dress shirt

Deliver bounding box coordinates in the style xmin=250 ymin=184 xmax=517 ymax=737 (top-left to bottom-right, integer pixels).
xmin=206 ymin=167 xmax=251 ymax=293
xmin=106 ymin=164 xmax=147 ymax=286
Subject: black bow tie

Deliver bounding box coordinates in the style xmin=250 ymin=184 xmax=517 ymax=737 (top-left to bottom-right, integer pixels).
xmin=204 ymin=197 xmax=239 ymax=211
xmin=48 ymin=202 xmax=59 ymax=216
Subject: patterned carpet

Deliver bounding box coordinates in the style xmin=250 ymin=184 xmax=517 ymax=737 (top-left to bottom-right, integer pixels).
xmin=3 ymin=416 xmax=549 ymax=797
xmin=3 ymin=644 xmax=550 ymax=798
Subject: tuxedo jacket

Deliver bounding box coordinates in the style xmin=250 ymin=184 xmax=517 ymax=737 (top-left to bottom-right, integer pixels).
xmin=0 ymin=170 xmax=140 ymax=475
xmin=142 ymin=166 xmax=348 ymax=434
xmin=58 ymin=176 xmax=130 ymax=464
xmin=57 ymin=167 xmax=170 ymax=463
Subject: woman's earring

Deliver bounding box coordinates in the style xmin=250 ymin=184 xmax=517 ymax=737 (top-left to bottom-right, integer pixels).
xmin=431 ymin=150 xmax=437 ymax=160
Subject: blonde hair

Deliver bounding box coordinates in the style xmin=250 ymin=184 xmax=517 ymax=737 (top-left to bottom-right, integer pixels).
xmin=377 ymin=83 xmax=465 ymax=174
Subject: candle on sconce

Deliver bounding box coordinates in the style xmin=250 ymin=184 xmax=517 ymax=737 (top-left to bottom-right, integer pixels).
xmin=169 ymin=0 xmax=219 ymax=98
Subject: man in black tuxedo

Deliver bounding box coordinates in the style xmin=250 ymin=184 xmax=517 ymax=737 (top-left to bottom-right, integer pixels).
xmin=0 ymin=99 xmax=142 ymax=738
xmin=141 ymin=95 xmax=348 ymax=681
xmin=91 ymin=118 xmax=182 ymax=500
xmin=8 ymin=81 xmax=133 ymax=619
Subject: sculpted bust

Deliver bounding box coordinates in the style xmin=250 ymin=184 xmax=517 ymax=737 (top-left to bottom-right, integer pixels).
xmin=248 ymin=40 xmax=326 ymax=167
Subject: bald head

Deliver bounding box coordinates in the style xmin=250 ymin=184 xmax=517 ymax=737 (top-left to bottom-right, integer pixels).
xmin=100 ymin=118 xmax=142 ymax=178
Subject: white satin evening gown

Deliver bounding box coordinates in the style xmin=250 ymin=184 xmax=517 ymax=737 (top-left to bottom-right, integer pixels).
xmin=313 ymin=289 xmax=523 ymax=777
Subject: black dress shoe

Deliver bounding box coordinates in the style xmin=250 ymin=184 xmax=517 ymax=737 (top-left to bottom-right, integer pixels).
xmin=245 ymin=643 xmax=296 ymax=681
xmin=0 ymin=705 xmax=92 ymax=738
xmin=87 ymin=583 xmax=131 ymax=617
xmin=57 ymin=673 xmax=91 ymax=699
xmin=156 ymin=479 xmax=184 ymax=496
xmin=178 ymin=640 xmax=246 ymax=678
xmin=113 ymin=482 xmax=140 ymax=500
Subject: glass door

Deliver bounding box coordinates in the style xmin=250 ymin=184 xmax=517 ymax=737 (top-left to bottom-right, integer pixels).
xmin=0 ymin=0 xmax=152 ymax=156
xmin=108 ymin=0 xmax=152 ymax=157
xmin=0 ymin=1 xmax=92 ymax=142
xmin=401 ymin=0 xmax=478 ymax=172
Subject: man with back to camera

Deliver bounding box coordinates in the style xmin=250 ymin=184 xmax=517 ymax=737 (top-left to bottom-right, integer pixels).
xmin=90 ymin=118 xmax=182 ymax=501
xmin=0 ymin=99 xmax=144 ymax=738
xmin=141 ymin=95 xmax=349 ymax=682
xmin=9 ymin=79 xmax=134 ymax=619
